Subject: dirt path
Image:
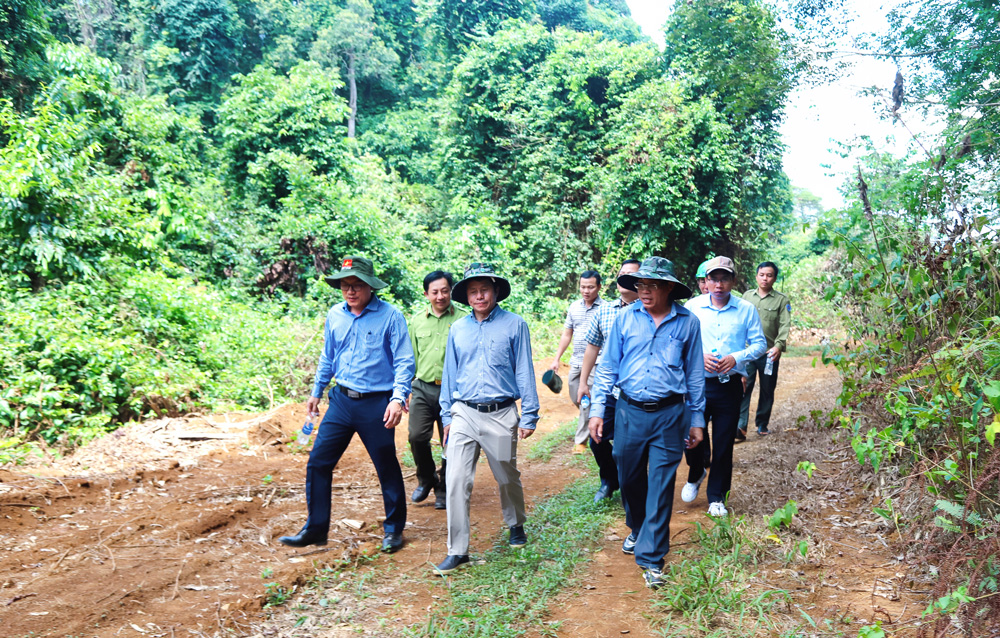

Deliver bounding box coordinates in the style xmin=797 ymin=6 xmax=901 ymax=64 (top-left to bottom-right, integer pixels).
xmin=0 ymin=364 xmax=581 ymax=638
xmin=1 ymin=357 xmax=931 ymax=637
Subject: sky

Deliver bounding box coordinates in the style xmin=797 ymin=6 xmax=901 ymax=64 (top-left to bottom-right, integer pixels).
xmin=625 ymin=0 xmax=924 ymax=210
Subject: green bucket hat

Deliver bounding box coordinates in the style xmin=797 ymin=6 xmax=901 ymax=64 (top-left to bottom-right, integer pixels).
xmin=695 ymin=258 xmax=713 ymax=279
xmin=452 ymin=263 xmax=512 ymax=306
xmin=618 ymin=256 xmax=693 ymax=300
xmin=324 ymin=256 xmax=389 ymax=290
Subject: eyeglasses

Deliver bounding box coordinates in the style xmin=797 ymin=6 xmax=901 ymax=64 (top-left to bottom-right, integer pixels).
xmin=634 ymin=282 xmax=662 ymax=291
xmin=340 ymin=282 xmax=368 ymax=293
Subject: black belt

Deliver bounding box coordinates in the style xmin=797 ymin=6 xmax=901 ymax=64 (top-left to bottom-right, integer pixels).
xmin=620 ymin=391 xmax=682 ymax=413
xmin=459 ymin=398 xmax=515 ymax=413
xmin=336 ymin=385 xmax=391 ymax=400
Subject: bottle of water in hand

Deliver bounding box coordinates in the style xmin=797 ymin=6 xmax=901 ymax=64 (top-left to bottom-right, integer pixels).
xmin=297 ymin=414 xmax=317 ymax=446
xmin=712 ymin=348 xmax=730 ymax=384
xmin=764 ymin=354 xmax=774 ymax=376
xmin=581 ymin=395 xmax=591 ymax=411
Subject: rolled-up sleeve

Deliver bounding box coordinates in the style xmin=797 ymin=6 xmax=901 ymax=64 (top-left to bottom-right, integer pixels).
xmin=389 ymin=313 xmax=415 ymax=402
xmin=683 ymin=317 xmax=706 ymax=432
xmin=584 ymin=311 xmax=603 ymax=347
xmin=514 ymin=320 xmax=540 ymax=429
xmin=589 ymin=318 xmax=622 ymax=419
xmin=312 ymin=315 xmax=335 ymax=398
xmin=439 ymin=330 xmax=458 ymax=427
xmin=735 ymin=306 xmax=767 ymax=365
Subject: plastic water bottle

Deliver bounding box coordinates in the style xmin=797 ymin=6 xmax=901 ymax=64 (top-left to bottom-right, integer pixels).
xmin=712 ymin=348 xmax=730 ymax=384
xmin=297 ymin=414 xmax=316 ymax=446
xmin=764 ymin=355 xmax=774 ymax=376
xmin=581 ymin=395 xmax=591 ymax=411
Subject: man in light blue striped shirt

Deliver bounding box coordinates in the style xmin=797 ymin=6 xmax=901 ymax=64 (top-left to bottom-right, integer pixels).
xmin=681 ymin=256 xmax=766 ymax=518
xmin=279 ymin=256 xmax=414 ymax=554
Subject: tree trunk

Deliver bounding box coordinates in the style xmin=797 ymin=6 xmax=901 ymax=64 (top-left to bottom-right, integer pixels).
xmin=347 ymin=52 xmax=357 ymax=139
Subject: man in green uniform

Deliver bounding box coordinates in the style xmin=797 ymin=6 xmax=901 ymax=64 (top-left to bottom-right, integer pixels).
xmin=738 ymin=261 xmax=791 ymax=438
xmin=408 ymin=271 xmax=466 ymax=509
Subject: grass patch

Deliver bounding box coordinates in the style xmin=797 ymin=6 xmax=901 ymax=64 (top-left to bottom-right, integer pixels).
xmin=653 ymin=516 xmax=791 ymax=637
xmin=525 ymin=418 xmax=577 ymax=462
xmin=407 ymin=475 xmax=619 ymax=637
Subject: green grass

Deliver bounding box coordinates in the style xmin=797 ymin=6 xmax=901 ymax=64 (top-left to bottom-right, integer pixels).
xmin=525 ymin=418 xmax=577 ymax=462
xmin=406 ymin=475 xmax=619 ymax=637
xmin=653 ymin=516 xmax=791 ymax=637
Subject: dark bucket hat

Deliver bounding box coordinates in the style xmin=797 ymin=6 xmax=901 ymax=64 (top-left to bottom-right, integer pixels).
xmin=542 ymin=369 xmax=563 ymax=394
xmin=617 ymin=256 xmax=693 ymax=300
xmin=451 ymin=263 xmax=512 ymax=306
xmin=324 ymin=256 xmax=389 ymax=290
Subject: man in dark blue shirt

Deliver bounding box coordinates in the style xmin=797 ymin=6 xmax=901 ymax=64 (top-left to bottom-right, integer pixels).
xmin=279 ymin=256 xmax=415 ymax=553
xmin=589 ymin=256 xmax=705 ymax=590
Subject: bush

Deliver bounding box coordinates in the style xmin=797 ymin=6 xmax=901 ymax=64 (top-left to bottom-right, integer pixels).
xmin=0 ymin=267 xmax=315 ymax=449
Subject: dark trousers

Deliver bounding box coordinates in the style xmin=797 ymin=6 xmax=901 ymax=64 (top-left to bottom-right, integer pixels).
xmin=590 ymin=395 xmax=632 ymax=527
xmin=408 ymin=379 xmax=446 ymax=491
xmin=684 ymin=378 xmax=744 ymax=504
xmin=304 ymin=389 xmax=406 ymax=535
xmin=738 ymin=355 xmax=780 ymax=433
xmin=614 ymin=400 xmax=686 ymax=570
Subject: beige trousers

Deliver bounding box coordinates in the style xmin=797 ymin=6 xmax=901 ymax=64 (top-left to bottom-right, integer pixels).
xmin=445 ymin=401 xmax=526 ymax=556
xmin=568 ymin=365 xmax=593 ymax=445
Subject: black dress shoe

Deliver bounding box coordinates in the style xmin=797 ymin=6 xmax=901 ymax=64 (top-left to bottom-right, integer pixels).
xmin=593 ymin=482 xmax=617 ymax=503
xmin=434 ymin=490 xmax=447 ymax=510
xmin=412 ymin=484 xmax=432 ymax=503
xmin=735 ymin=428 xmax=747 ymax=443
xmin=278 ymin=529 xmax=327 ymax=548
xmin=434 ymin=554 xmax=469 ymax=575
xmin=509 ymin=525 xmax=527 ymax=548
xmin=382 ymin=532 xmax=404 ymax=553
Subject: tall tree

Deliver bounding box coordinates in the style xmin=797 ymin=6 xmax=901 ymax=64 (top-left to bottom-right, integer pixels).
xmin=310 ymin=0 xmax=399 ymax=138
xmin=0 ymin=0 xmax=51 ymax=105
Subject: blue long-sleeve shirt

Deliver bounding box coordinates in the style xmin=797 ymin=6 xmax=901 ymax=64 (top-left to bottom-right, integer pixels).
xmin=685 ymin=294 xmax=767 ymax=379
xmin=311 ymin=296 xmax=415 ymax=402
xmin=589 ymin=301 xmax=706 ymax=431
xmin=440 ymin=305 xmax=540 ymax=430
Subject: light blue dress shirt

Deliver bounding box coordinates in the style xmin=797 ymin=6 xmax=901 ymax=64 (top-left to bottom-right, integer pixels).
xmin=311 ymin=296 xmax=415 ymax=402
xmin=589 ymin=301 xmax=706 ymax=431
xmin=440 ymin=305 xmax=540 ymax=430
xmin=685 ymin=293 xmax=767 ymax=379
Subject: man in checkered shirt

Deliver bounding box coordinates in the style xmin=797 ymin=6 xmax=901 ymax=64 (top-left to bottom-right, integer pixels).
xmin=577 ymin=259 xmax=641 ymax=505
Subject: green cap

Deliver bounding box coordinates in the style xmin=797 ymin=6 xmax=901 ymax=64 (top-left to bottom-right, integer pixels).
xmin=617 ymin=256 xmax=693 ymax=300
xmin=695 ymin=259 xmax=713 ymax=279
xmin=324 ymin=256 xmax=389 ymax=290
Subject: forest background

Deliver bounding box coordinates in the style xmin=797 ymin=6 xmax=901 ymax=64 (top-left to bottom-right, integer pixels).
xmin=1 ymin=0 xmax=999 ymax=630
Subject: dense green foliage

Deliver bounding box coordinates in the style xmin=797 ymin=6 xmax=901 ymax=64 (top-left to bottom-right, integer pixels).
xmin=795 ymin=0 xmax=1000 ymax=630
xmin=0 ymin=1 xmax=800 ymax=453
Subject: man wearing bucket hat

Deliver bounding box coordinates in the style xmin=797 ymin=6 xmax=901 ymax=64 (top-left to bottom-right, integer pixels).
xmin=588 ymin=256 xmax=706 ymax=590
xmin=434 ymin=263 xmax=540 ymax=575
xmin=681 ymin=256 xmax=766 ymax=518
xmin=279 ymin=256 xmax=415 ymax=554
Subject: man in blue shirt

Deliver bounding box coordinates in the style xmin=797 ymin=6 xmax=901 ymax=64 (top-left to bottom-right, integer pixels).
xmin=434 ymin=263 xmax=540 ymax=575
xmin=279 ymin=256 xmax=415 ymax=554
xmin=681 ymin=256 xmax=766 ymax=518
xmin=588 ymin=256 xmax=705 ymax=590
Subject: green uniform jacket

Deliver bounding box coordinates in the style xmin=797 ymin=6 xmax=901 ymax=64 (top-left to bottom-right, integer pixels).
xmin=742 ymin=289 xmax=791 ymax=351
xmin=408 ymin=303 xmax=466 ymax=384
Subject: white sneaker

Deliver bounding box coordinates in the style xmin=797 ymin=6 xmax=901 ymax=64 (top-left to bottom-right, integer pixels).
xmin=680 ymin=470 xmax=705 ymax=503
xmin=708 ymin=501 xmax=728 ymax=517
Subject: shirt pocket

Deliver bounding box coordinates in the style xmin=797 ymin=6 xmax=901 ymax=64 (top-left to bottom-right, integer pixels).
xmin=758 ymin=307 xmax=779 ymax=323
xmin=655 ymin=335 xmax=684 ymax=369
xmin=364 ymin=329 xmax=379 ymax=346
xmin=488 ymin=338 xmax=508 ymax=367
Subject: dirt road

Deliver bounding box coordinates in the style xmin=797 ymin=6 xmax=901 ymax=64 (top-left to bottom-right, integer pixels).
xmin=1 ymin=357 xmax=930 ymax=637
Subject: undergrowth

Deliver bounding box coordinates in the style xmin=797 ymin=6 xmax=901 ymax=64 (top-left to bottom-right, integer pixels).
xmin=407 ymin=475 xmax=618 ymax=637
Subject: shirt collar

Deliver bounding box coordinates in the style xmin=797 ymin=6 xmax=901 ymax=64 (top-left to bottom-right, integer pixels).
xmin=634 ymin=301 xmax=678 ymax=322
xmin=584 ymin=297 xmax=603 ymax=310
xmin=695 ymin=293 xmax=738 ymax=311
xmin=424 ymin=303 xmax=456 ymax=318
xmin=473 ymin=304 xmax=502 ymax=324
xmin=341 ymin=295 xmax=381 ymax=316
